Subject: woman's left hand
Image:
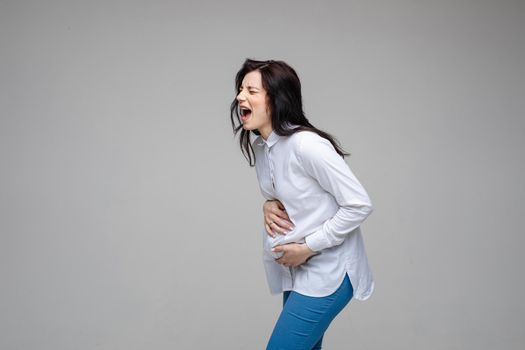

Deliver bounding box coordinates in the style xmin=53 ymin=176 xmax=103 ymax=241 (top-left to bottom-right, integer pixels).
xmin=273 ymin=243 xmax=316 ymax=267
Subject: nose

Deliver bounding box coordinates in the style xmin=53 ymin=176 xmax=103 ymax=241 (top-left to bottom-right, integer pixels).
xmin=236 ymin=90 xmax=246 ymax=102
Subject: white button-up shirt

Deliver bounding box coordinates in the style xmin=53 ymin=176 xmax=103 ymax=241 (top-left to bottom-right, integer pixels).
xmin=253 ymin=129 xmax=374 ymax=299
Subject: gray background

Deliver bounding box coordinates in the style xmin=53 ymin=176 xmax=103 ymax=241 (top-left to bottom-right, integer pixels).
xmin=1 ymin=0 xmax=524 ymax=349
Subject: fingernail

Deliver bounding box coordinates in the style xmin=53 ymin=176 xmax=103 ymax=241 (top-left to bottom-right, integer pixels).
xmin=271 ymin=248 xmax=275 ymax=252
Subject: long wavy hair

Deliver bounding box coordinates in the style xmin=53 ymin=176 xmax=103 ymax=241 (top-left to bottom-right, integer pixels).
xmin=230 ymin=58 xmax=349 ymax=166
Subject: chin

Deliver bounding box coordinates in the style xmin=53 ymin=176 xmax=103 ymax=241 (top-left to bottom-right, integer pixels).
xmin=242 ymin=123 xmax=255 ymax=131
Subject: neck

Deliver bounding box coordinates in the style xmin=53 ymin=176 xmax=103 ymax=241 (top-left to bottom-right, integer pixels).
xmin=260 ymin=126 xmax=273 ymax=140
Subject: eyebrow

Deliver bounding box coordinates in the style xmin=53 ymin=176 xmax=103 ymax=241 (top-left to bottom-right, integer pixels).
xmin=240 ymin=85 xmax=261 ymax=90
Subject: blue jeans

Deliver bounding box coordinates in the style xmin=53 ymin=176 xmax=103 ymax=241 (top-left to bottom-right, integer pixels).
xmin=266 ymin=273 xmax=354 ymax=350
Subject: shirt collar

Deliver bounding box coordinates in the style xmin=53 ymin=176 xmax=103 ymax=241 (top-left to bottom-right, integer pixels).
xmin=256 ymin=130 xmax=281 ymax=148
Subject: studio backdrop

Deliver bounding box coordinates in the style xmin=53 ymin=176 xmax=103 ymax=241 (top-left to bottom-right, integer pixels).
xmin=1 ymin=0 xmax=524 ymax=349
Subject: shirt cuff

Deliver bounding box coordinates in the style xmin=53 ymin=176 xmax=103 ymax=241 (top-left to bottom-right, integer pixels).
xmin=305 ymin=229 xmax=331 ymax=252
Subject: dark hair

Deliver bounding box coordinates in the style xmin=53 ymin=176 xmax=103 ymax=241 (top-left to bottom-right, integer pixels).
xmin=230 ymin=58 xmax=349 ymax=166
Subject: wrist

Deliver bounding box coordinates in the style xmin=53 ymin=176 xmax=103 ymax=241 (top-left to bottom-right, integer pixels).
xmin=301 ymin=243 xmax=315 ymax=256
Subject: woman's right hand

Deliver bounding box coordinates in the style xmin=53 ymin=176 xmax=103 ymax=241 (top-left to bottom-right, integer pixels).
xmin=263 ymin=200 xmax=295 ymax=238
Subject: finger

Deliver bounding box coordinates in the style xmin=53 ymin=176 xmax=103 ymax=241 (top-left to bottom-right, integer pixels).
xmin=272 ymin=208 xmax=292 ymax=223
xmin=272 ymin=216 xmax=294 ymax=232
xmin=269 ymin=221 xmax=288 ymax=235
xmin=265 ymin=223 xmax=276 ymax=238
xmin=272 ymin=245 xmax=284 ymax=253
xmin=276 ymin=258 xmax=288 ymax=267
xmin=267 ymin=221 xmax=285 ymax=236
xmin=271 ymin=206 xmax=286 ymax=218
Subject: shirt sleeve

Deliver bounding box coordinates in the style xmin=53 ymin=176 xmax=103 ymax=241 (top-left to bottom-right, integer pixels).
xmin=298 ymin=133 xmax=373 ymax=252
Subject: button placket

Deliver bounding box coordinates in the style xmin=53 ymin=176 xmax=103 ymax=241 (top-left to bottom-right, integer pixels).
xmin=265 ymin=146 xmax=275 ymax=190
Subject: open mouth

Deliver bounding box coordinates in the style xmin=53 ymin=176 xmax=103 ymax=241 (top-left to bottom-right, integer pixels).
xmin=240 ymin=107 xmax=252 ymax=121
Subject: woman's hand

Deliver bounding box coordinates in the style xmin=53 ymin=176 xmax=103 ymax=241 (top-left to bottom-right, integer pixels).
xmin=273 ymin=243 xmax=316 ymax=267
xmin=263 ymin=200 xmax=295 ymax=238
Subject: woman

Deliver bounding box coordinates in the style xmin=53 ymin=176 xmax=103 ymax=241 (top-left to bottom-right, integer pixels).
xmin=230 ymin=59 xmax=374 ymax=350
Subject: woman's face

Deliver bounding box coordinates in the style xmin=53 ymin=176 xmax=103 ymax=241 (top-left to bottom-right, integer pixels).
xmin=236 ymin=70 xmax=272 ymax=139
